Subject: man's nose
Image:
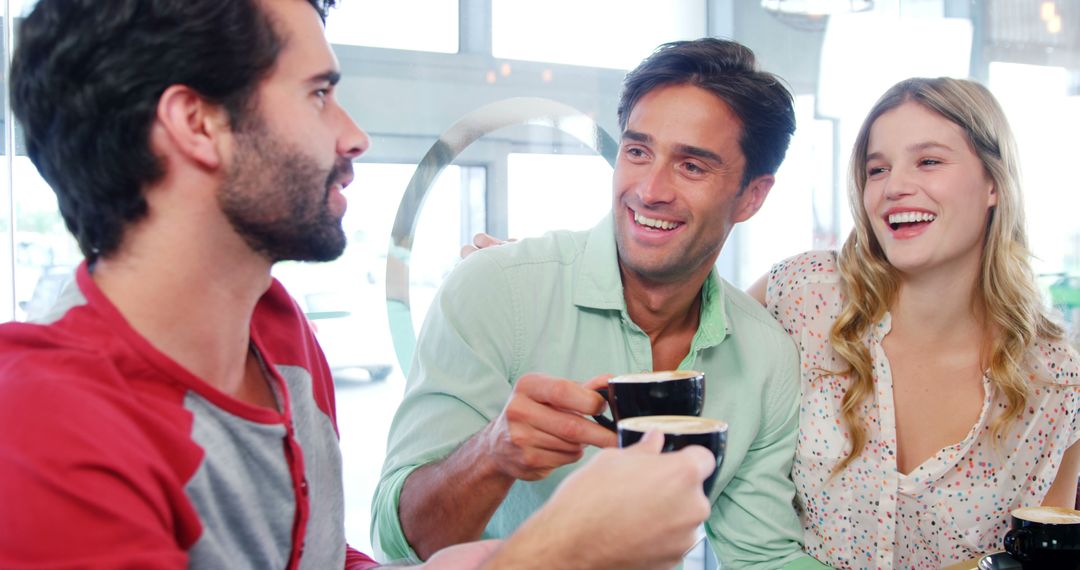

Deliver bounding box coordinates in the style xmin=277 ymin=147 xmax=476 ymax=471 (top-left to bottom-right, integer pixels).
xmin=636 ymin=163 xmax=675 ymax=205
xmin=337 ymin=106 xmax=370 ymax=161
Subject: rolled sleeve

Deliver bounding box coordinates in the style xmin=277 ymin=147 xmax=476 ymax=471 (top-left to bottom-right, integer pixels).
xmin=370 ymin=464 xmax=421 ymax=562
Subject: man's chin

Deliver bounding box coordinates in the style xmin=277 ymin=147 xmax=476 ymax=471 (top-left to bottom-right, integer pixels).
xmin=256 ymin=227 xmax=347 ymax=264
xmin=617 ymin=257 xmax=689 ymax=285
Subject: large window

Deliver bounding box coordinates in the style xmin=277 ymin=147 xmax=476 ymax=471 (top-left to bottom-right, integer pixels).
xmin=507 ymin=153 xmax=612 ymax=238
xmin=324 ymin=0 xmax=458 ymax=53
xmin=492 ymin=0 xmax=707 ymax=69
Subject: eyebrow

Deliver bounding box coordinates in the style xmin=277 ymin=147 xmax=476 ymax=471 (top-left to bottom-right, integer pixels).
xmin=866 ymin=141 xmax=955 ymax=162
xmin=622 ymin=129 xmax=724 ymax=165
xmin=308 ymin=70 xmax=342 ymax=86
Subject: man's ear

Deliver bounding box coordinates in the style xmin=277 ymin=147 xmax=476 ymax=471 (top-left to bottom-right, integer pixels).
xmin=154 ymin=85 xmax=231 ymax=170
xmin=732 ymin=174 xmax=775 ymax=224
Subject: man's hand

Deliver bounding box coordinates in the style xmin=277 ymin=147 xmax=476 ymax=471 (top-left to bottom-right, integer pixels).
xmin=397 ymin=373 xmax=617 ymax=558
xmin=478 ymin=373 xmax=617 ymax=481
xmin=460 ymin=233 xmax=512 ymax=259
xmin=483 ymin=431 xmax=714 ymax=570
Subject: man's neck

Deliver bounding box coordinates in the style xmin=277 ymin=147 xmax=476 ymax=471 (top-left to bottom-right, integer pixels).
xmin=620 ymin=263 xmax=709 ymax=370
xmin=91 ymin=221 xmax=273 ymax=399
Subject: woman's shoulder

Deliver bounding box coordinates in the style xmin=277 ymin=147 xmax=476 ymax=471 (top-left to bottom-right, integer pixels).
xmin=768 ymin=250 xmax=841 ymax=292
xmin=1025 ymin=335 xmax=1080 ymax=388
xmin=763 ymin=250 xmax=847 ymax=336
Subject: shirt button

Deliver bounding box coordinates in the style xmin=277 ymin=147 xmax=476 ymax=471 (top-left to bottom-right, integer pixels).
xmin=301 ymin=479 xmax=309 ymax=496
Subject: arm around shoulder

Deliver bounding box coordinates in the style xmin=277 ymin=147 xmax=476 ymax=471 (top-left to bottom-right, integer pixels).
xmin=746 ymin=272 xmax=769 ymax=307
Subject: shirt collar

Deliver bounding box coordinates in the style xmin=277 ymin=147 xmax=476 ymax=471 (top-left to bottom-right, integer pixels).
xmin=572 ymin=215 xmax=729 ymax=349
xmin=873 ymin=311 xmax=893 ymax=342
xmin=572 ymin=214 xmax=625 ymax=311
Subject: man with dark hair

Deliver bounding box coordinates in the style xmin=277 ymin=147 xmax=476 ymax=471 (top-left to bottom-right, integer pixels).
xmin=374 ymin=38 xmax=826 ymax=569
xmin=0 ymin=1 xmax=717 ymax=568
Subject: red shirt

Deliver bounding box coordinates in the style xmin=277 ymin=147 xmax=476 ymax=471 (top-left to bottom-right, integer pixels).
xmin=0 ymin=263 xmax=378 ymax=569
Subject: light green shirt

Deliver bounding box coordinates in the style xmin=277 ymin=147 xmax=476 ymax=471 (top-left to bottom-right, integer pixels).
xmin=372 ymin=216 xmax=825 ymax=569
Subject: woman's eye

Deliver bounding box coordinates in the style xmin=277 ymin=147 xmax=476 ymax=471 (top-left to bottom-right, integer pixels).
xmin=867 ymin=166 xmax=888 ymax=176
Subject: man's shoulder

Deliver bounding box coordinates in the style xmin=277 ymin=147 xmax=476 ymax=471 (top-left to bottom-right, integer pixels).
xmin=0 ymin=318 xmax=103 ymax=367
xmin=0 ymin=321 xmax=161 ymax=446
xmin=467 ymin=229 xmax=590 ymax=271
xmin=445 ymin=229 xmax=592 ymax=294
xmin=0 ymin=319 xmax=130 ymax=395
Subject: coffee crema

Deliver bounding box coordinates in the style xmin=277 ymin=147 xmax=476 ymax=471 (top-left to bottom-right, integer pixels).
xmin=619 ymin=415 xmax=727 ymax=434
xmin=1012 ymin=506 xmax=1080 ymax=524
xmin=611 ymin=370 xmax=703 ymax=383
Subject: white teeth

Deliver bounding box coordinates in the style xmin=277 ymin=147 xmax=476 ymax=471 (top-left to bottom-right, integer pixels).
xmin=634 ymin=211 xmax=680 ymax=230
xmin=887 ymin=211 xmax=937 ymax=224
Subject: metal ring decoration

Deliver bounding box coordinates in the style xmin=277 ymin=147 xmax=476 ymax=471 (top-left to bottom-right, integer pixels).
xmin=386 ymin=97 xmax=618 ymax=372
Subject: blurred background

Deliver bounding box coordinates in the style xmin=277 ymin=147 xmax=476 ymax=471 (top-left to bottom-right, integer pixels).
xmin=1 ymin=0 xmax=1078 ymax=562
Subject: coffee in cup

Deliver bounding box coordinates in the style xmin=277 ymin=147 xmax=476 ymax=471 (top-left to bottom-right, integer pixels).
xmin=593 ymin=370 xmax=705 ymax=430
xmin=1003 ymin=506 xmax=1080 ymax=569
xmin=616 ymin=415 xmax=727 ymax=495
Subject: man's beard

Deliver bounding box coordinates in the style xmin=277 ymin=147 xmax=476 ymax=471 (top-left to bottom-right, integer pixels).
xmin=219 ymin=119 xmax=350 ymax=263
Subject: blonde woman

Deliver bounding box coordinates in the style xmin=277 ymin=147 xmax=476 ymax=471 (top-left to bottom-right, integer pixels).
xmin=749 ymin=77 xmax=1080 ymax=568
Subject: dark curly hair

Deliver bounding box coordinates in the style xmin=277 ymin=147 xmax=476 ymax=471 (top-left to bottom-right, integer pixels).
xmin=10 ymin=0 xmax=337 ymax=260
xmin=617 ymin=38 xmax=796 ymax=190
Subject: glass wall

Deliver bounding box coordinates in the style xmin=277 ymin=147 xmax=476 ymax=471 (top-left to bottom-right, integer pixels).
xmin=2 ymin=0 xmax=1079 ymax=563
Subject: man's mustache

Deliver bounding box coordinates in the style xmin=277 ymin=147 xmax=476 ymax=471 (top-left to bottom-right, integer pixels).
xmin=325 ymin=157 xmax=354 ymax=193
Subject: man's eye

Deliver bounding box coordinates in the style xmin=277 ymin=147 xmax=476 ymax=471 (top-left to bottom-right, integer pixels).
xmin=684 ymin=162 xmax=704 ymax=174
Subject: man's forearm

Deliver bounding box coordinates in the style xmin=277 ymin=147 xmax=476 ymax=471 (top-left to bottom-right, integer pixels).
xmin=398 ymin=426 xmax=515 ymax=560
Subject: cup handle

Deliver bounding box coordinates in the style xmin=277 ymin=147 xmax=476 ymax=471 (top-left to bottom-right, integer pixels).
xmin=1003 ymin=527 xmax=1034 ymax=562
xmin=592 ymin=387 xmax=616 ymax=431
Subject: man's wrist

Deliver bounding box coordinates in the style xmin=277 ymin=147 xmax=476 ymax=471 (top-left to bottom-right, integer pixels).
xmin=463 ymin=422 xmax=514 ymax=484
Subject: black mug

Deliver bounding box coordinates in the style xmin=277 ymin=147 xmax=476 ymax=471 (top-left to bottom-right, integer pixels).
xmin=593 ymin=370 xmax=705 ymax=430
xmin=617 ymin=415 xmax=727 ymax=495
xmin=1003 ymin=506 xmax=1080 ymax=569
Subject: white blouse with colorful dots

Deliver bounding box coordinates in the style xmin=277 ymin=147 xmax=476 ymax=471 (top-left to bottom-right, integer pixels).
xmin=765 ymin=250 xmax=1080 ymax=570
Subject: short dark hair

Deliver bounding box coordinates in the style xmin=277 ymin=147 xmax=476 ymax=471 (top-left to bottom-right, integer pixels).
xmin=10 ymin=0 xmax=337 ymax=260
xmin=617 ymin=38 xmax=796 ymax=189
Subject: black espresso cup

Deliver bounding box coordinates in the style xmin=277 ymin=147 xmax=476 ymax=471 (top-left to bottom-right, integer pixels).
xmin=592 ymin=370 xmax=705 ymax=431
xmin=1003 ymin=506 xmax=1080 ymax=569
xmin=617 ymin=415 xmax=727 ymax=495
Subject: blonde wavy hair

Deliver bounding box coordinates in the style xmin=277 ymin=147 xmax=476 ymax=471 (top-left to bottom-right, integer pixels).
xmin=830 ymin=77 xmax=1065 ymax=473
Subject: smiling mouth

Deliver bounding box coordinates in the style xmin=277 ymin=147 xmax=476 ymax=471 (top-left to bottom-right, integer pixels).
xmin=634 ymin=210 xmax=682 ymax=231
xmin=887 ymin=211 xmax=936 ymax=231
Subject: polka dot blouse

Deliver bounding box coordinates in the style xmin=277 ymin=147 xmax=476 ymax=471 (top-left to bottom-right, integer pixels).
xmin=765 ymin=250 xmax=1080 ymax=570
